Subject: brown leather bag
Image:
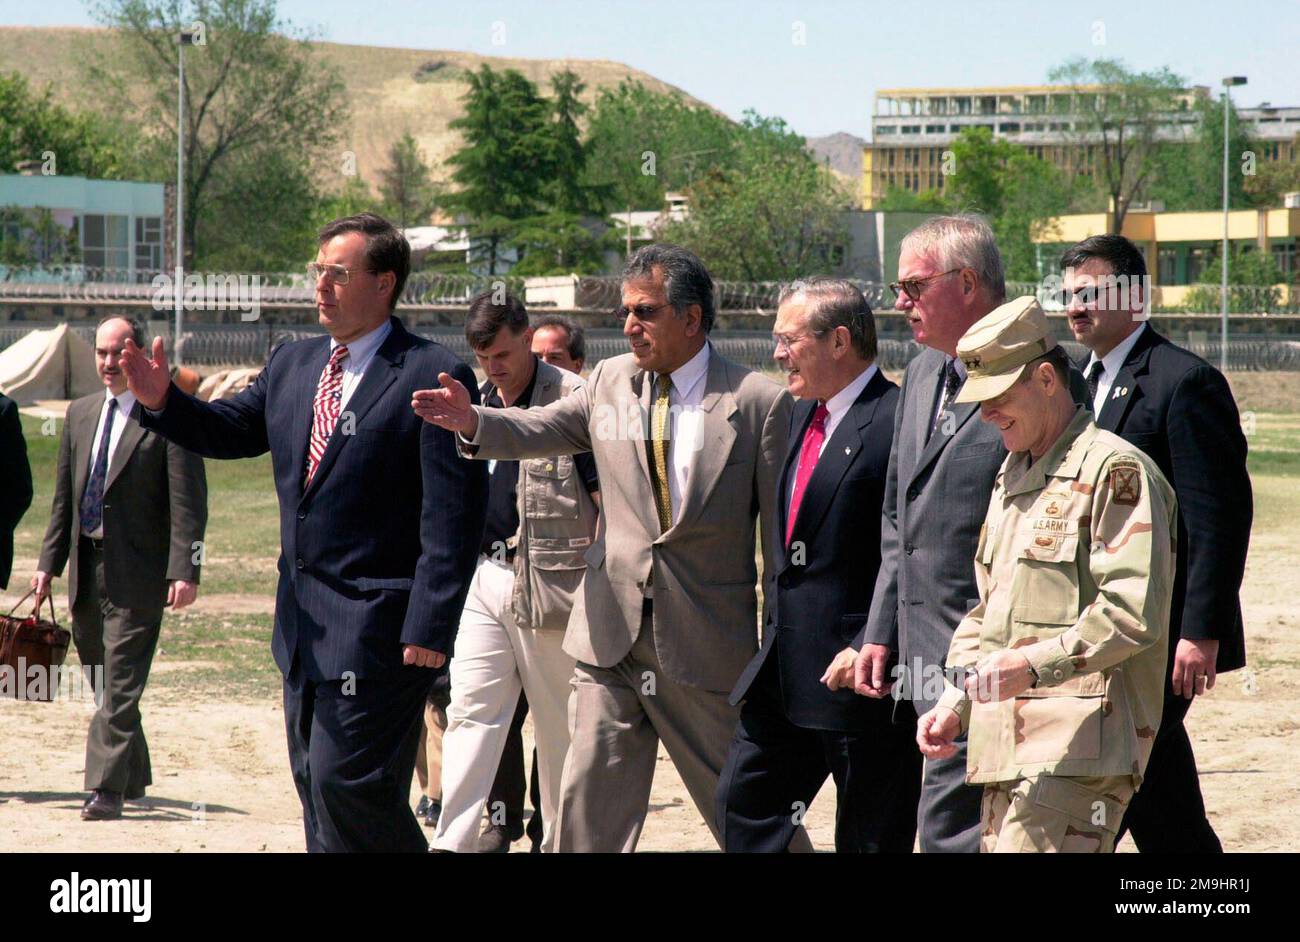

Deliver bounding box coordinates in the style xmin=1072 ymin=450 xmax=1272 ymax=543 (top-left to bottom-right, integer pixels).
xmin=0 ymin=588 xmax=71 ymax=702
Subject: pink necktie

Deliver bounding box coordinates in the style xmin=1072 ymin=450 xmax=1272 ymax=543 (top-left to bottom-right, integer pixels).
xmin=786 ymin=403 xmax=829 ymax=546
xmin=305 ymin=344 xmax=349 ymax=486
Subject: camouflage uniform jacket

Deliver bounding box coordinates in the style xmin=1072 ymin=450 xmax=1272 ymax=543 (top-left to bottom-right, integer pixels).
xmin=936 ymin=406 xmax=1177 ymax=786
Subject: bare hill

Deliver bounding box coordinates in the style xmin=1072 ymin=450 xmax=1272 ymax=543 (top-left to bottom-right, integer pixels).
xmin=807 ymin=131 xmax=866 ymax=182
xmin=0 ymin=25 xmax=710 ymax=191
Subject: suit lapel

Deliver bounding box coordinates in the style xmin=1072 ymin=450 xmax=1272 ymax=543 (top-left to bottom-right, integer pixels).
xmin=671 ymin=352 xmax=738 ymax=534
xmin=1097 ymin=328 xmax=1158 ymax=432
xmin=72 ymin=398 xmax=100 ymax=504
xmin=302 ymin=320 xmax=405 ymax=500
xmin=778 ymin=399 xmax=815 ymax=546
xmin=290 ymin=339 xmax=330 ymax=500
xmin=631 ymin=367 xmax=654 ymax=490
xmin=786 ymin=372 xmax=887 ymax=555
xmin=103 ymin=416 xmax=145 ymax=494
xmin=909 ymin=397 xmax=980 ymax=489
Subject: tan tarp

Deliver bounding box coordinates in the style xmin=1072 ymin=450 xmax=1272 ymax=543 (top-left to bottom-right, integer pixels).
xmin=0 ymin=324 xmax=100 ymax=405
xmin=197 ymin=367 xmax=260 ymax=401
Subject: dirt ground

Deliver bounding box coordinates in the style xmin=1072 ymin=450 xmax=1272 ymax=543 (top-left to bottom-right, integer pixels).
xmin=2 ymin=376 xmax=1298 ymax=852
xmin=3 ymin=534 xmax=1296 ymax=853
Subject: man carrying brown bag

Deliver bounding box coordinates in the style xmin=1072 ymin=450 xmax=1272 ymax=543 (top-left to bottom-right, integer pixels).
xmin=33 ymin=315 xmax=207 ymax=821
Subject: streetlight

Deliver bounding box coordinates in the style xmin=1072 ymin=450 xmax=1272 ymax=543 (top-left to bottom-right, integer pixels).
xmin=175 ymin=29 xmax=198 ymax=366
xmin=1221 ymin=75 xmax=1247 ymax=373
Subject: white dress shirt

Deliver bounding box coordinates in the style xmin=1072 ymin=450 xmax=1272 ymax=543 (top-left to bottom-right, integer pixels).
xmin=1084 ymin=322 xmax=1147 ymax=415
xmin=787 ymin=363 xmax=878 ymax=513
xmin=331 ymin=319 xmax=392 ymax=413
xmin=84 ymin=387 xmax=137 ymax=538
xmin=653 ymin=341 xmax=711 ymax=529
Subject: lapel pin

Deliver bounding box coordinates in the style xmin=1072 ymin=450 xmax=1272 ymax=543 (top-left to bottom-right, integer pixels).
xmin=1112 ymin=386 xmax=1128 ymax=399
xmin=844 ymin=446 xmax=851 ymax=455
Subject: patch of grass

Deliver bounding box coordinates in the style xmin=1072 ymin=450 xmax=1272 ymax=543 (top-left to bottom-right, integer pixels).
xmin=151 ymin=611 xmax=280 ymax=700
xmin=14 ymin=413 xmax=280 ymax=606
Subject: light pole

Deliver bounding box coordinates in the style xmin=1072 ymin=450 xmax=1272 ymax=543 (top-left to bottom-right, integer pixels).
xmin=175 ymin=30 xmax=197 ymax=365
xmin=1221 ymin=75 xmax=1247 ymax=373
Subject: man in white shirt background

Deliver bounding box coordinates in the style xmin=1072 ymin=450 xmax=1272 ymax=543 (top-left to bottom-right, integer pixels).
xmin=35 ymin=315 xmax=207 ymax=821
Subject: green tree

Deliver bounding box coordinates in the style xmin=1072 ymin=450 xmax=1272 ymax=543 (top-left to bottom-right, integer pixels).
xmin=943 ymin=127 xmax=1071 ymax=280
xmin=1048 ymin=57 xmax=1187 ymax=232
xmin=379 ymin=133 xmax=439 ymax=229
xmin=195 ymin=147 xmax=321 ymax=271
xmin=443 ymin=64 xmax=551 ymax=274
xmin=1182 ymin=245 xmax=1287 ymax=313
xmin=876 ymin=185 xmax=954 ymax=213
xmin=0 ymin=206 xmax=80 ymax=268
xmin=661 ymin=113 xmax=848 ymax=282
xmin=583 ymin=81 xmax=738 ymax=257
xmin=0 ymin=72 xmax=138 ymax=179
xmin=1150 ymin=96 xmax=1257 ymax=211
xmin=89 ymin=0 xmax=348 ymax=268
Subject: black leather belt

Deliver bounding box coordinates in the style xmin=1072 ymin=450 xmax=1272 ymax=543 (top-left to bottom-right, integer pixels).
xmin=80 ymin=535 xmax=104 ymax=551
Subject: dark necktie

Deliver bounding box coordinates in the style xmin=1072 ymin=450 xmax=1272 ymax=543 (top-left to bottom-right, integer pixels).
xmin=787 ymin=403 xmax=829 ymax=546
xmin=80 ymin=398 xmax=117 ymax=536
xmin=1086 ymin=360 xmax=1105 ymax=407
xmin=929 ymin=359 xmax=962 ymax=442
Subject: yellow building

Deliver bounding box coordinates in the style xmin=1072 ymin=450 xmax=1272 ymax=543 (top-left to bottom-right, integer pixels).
xmin=1030 ymin=204 xmax=1300 ymax=307
xmin=861 ymin=84 xmax=1300 ymax=210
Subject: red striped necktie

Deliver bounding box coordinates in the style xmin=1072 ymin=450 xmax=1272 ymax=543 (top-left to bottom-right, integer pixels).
xmin=305 ymin=344 xmax=349 ymax=486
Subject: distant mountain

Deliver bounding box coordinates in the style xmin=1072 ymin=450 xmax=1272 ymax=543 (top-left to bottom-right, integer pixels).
xmin=0 ymin=26 xmax=711 ymax=192
xmin=807 ymin=132 xmax=866 ymax=181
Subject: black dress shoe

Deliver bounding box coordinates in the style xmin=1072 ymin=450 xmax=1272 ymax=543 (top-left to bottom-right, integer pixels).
xmin=424 ymin=800 xmax=441 ymax=829
xmin=81 ymin=790 xmax=123 ymax=821
xmin=478 ymin=818 xmax=526 ymax=853
xmin=415 ymin=795 xmax=430 ymax=818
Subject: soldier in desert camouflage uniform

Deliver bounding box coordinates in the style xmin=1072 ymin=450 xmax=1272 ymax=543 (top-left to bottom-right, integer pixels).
xmin=916 ymin=296 xmax=1177 ymax=853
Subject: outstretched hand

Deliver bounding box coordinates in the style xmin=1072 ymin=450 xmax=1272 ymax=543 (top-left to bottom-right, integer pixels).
xmin=411 ymin=372 xmax=478 ymax=437
xmin=120 ymin=337 xmax=172 ymax=411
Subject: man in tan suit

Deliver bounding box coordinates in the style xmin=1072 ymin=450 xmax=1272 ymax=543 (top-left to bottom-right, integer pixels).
xmin=414 ymin=243 xmax=799 ymax=851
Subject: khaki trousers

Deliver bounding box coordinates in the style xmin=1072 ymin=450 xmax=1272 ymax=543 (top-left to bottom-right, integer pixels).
xmin=981 ymin=774 xmax=1135 ymax=853
xmin=414 ymin=697 xmax=448 ymax=800
xmin=432 ymin=557 xmax=576 ymax=853
xmin=555 ymin=609 xmax=813 ymax=853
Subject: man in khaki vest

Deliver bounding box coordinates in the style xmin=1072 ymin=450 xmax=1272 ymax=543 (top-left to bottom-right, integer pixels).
xmin=916 ymin=296 xmax=1176 ymax=853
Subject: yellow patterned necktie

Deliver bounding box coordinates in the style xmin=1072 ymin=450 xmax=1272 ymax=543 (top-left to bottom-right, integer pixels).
xmin=650 ymin=372 xmax=673 ymax=532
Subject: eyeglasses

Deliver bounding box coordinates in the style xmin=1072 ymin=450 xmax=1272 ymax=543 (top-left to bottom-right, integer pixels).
xmin=615 ymin=302 xmax=673 ymax=320
xmin=888 ymin=269 xmax=962 ymax=302
xmin=773 ymin=330 xmax=824 ymax=352
xmin=307 ymin=262 xmax=378 ymax=285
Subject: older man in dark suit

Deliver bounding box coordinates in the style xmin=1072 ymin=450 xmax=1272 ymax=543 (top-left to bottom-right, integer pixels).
xmin=35 ymin=315 xmax=206 ymax=821
xmin=120 ymin=213 xmax=488 ymax=852
xmin=717 ymin=277 xmax=920 ymax=852
xmin=851 ymin=215 xmax=1014 ymax=853
xmin=1060 ymin=234 xmax=1251 ymax=852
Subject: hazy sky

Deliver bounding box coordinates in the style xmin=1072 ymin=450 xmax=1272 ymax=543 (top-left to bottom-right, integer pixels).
xmin=7 ymin=0 xmax=1298 ymax=139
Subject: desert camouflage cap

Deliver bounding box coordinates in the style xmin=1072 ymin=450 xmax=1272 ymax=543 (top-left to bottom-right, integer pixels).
xmin=953 ymin=295 xmax=1057 ymax=403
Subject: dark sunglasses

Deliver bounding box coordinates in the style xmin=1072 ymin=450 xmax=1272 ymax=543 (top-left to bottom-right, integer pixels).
xmin=888 ymin=269 xmax=962 ymax=302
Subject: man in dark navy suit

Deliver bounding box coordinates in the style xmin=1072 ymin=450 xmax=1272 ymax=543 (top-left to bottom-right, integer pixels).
xmin=1060 ymin=234 xmax=1251 ymax=853
xmin=716 ymin=277 xmax=921 ymax=852
xmin=120 ymin=213 xmax=488 ymax=852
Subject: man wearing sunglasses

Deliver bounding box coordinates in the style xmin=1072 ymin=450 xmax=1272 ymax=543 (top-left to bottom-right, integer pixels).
xmin=850 ymin=215 xmax=1088 ymax=853
xmin=1061 ymin=234 xmax=1251 ymax=853
xmin=414 ymin=243 xmax=806 ymax=852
